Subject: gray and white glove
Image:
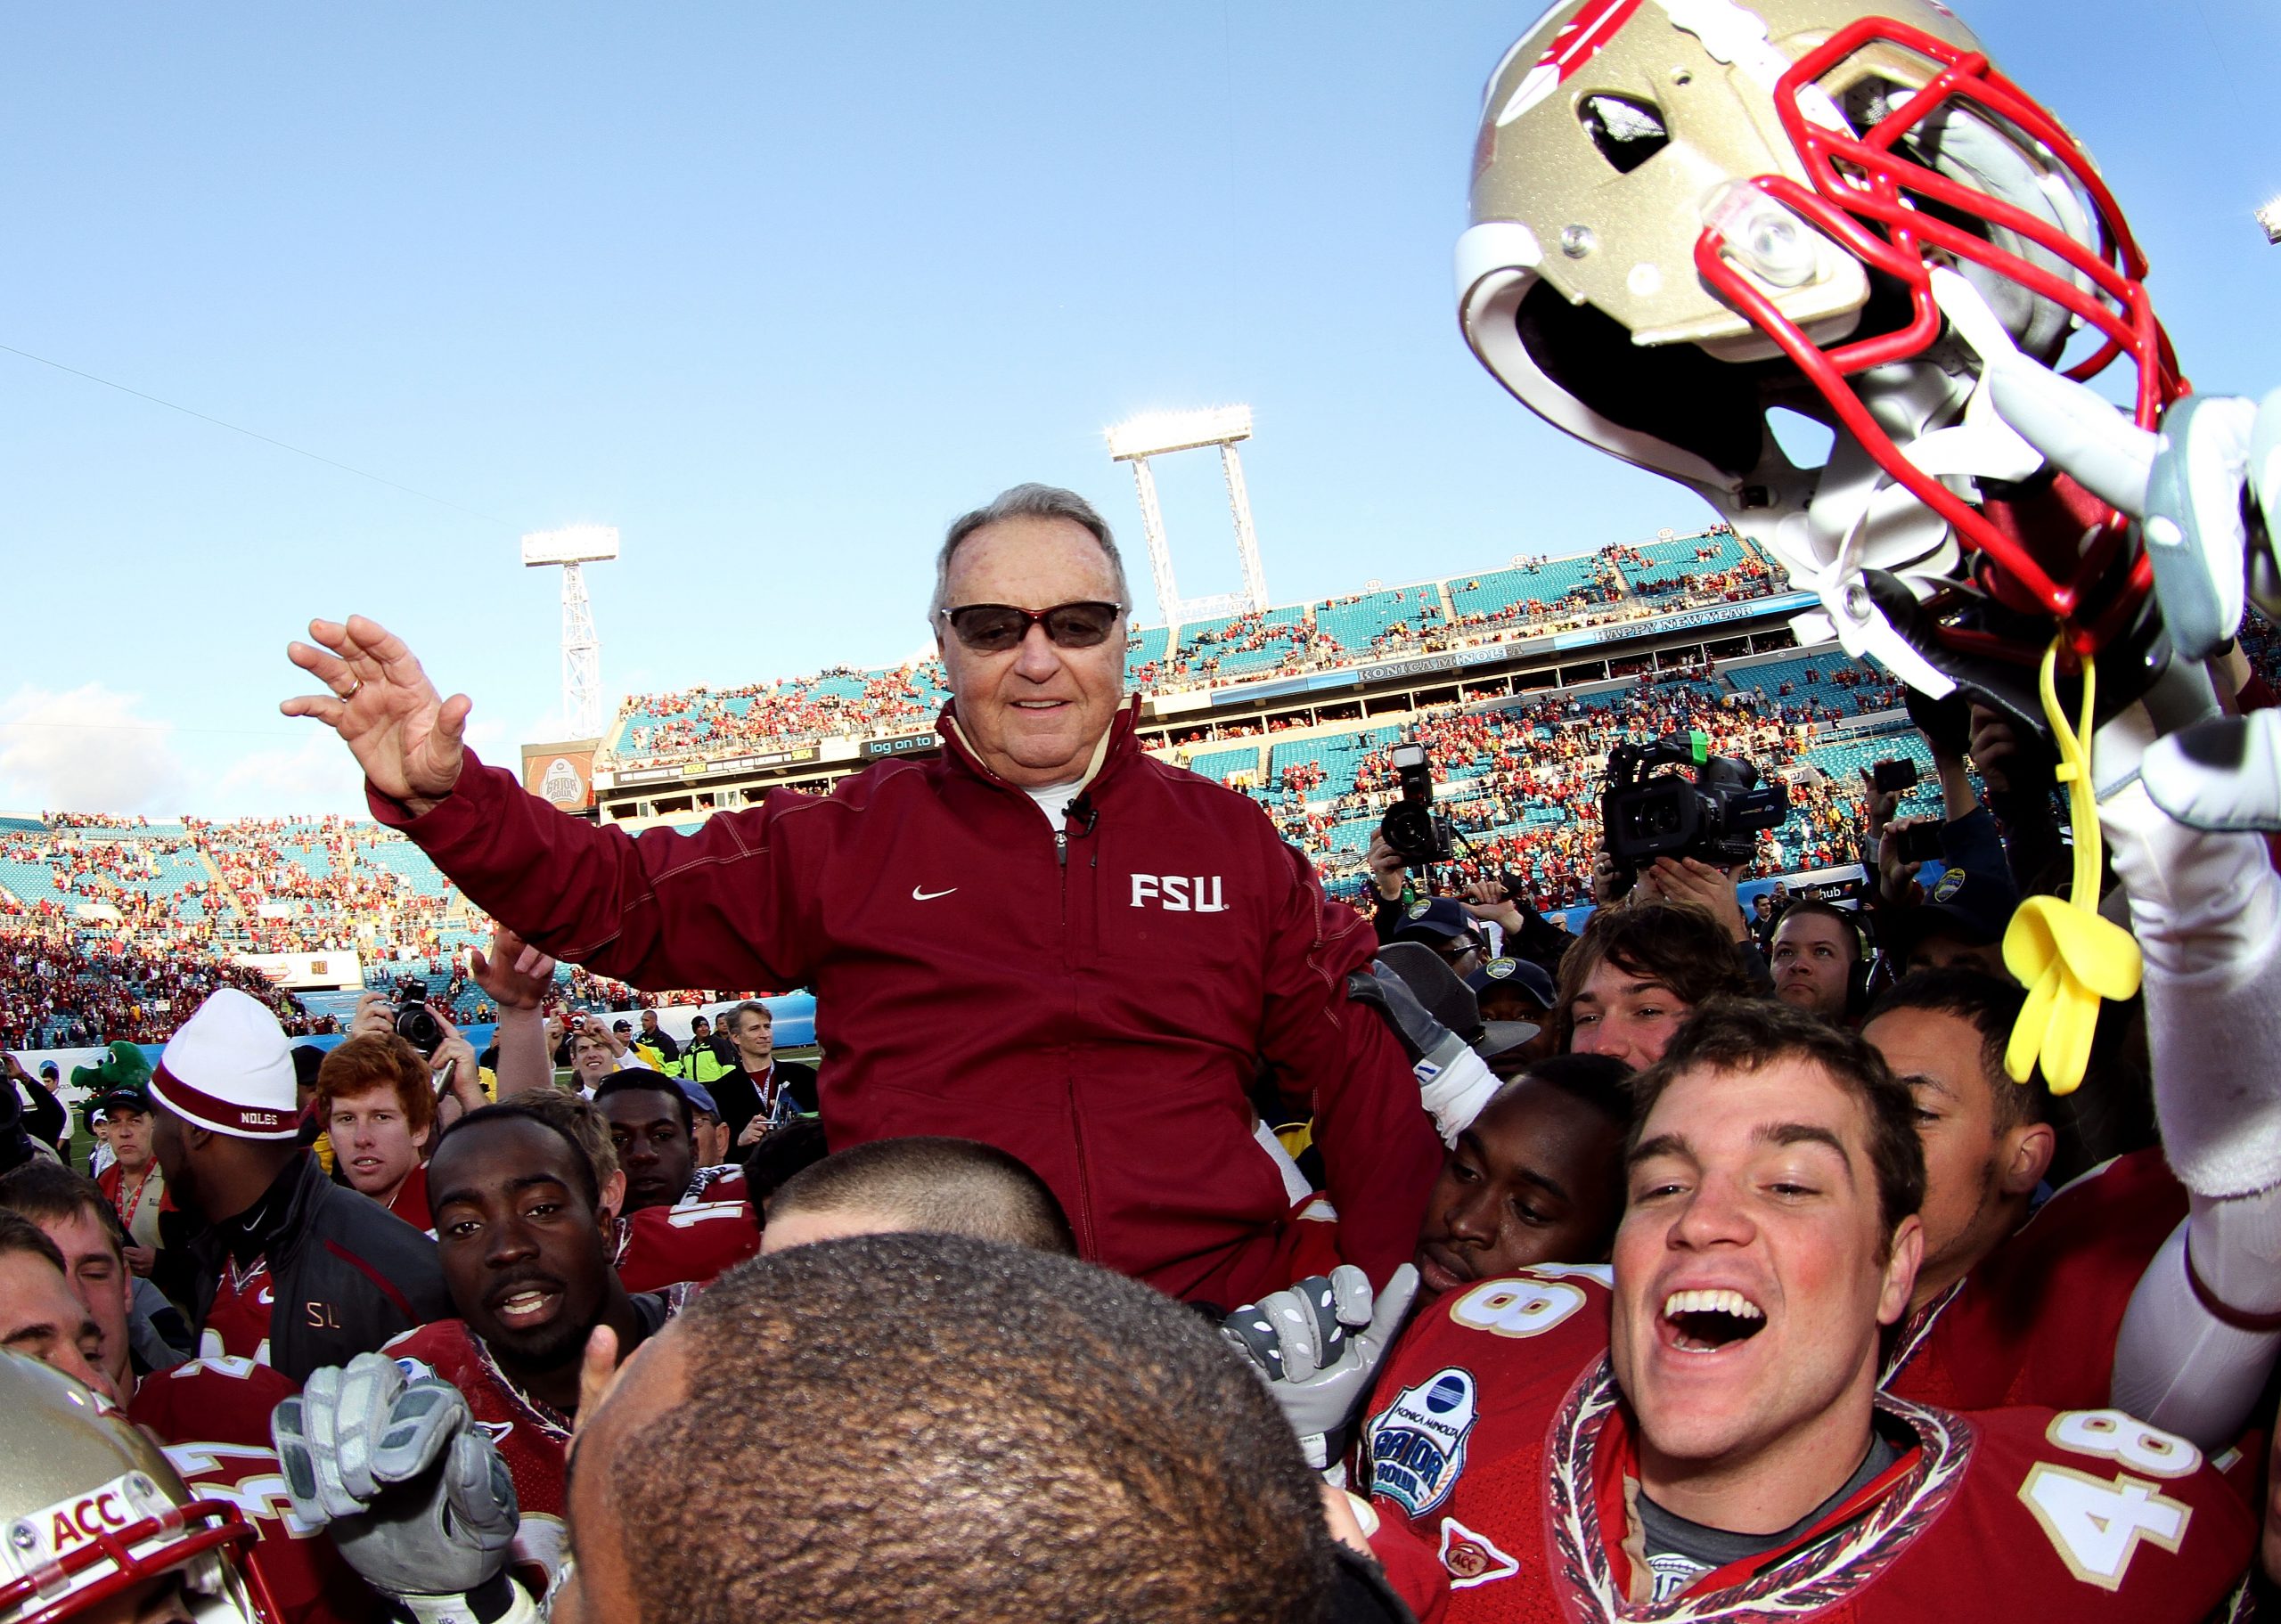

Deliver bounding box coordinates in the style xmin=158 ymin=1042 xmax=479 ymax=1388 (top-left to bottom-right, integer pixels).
xmin=274 ymin=1352 xmax=520 ymax=1612
xmin=1222 ymin=1263 xmax=1418 ymax=1470
xmin=1350 ymin=959 xmax=1500 ymax=1145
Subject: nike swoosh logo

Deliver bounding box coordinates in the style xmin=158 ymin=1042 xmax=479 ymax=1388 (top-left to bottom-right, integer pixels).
xmin=912 ymin=885 xmax=958 ymax=902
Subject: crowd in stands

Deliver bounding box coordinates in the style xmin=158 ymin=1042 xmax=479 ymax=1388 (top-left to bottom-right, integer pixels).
xmin=0 ymin=921 xmax=312 ymax=1049
xmin=7 ymin=587 xmax=2277 ymax=1623
xmin=596 ymin=530 xmax=1786 ymax=774
xmin=1184 ymin=654 xmax=1916 ymax=911
xmin=616 ymin=662 xmax=950 ymax=768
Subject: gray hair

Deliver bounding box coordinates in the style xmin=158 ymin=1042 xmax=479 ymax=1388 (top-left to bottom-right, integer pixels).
xmin=929 ymin=484 xmax=1132 ymax=618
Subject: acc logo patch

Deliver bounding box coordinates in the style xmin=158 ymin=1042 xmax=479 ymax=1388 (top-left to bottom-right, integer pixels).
xmin=1408 ymin=902 xmax=1432 ymax=920
xmin=1932 ymin=869 xmax=1966 ymax=902
xmin=1483 ymin=958 xmax=1517 ymax=980
xmin=1439 ymin=1516 xmax=1521 ymax=1589
xmin=1364 ymin=1367 xmax=1478 ymax=1516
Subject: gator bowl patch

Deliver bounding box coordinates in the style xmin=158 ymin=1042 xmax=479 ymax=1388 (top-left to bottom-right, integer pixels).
xmin=1364 ymin=1367 xmax=1478 ymax=1516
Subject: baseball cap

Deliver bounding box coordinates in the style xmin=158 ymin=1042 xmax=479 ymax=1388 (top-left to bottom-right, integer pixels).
xmin=1389 ymin=897 xmax=1484 ymax=947
xmin=90 ymin=1085 xmax=152 ymax=1117
xmin=1376 ymin=940 xmax=1545 ymax=1057
xmin=677 ymin=1079 xmax=722 ymax=1120
xmin=1476 ymin=1018 xmax=1543 ymax=1064
xmin=1466 ymin=957 xmax=1557 ymax=1013
xmin=1887 ymin=867 xmax=2018 ymax=957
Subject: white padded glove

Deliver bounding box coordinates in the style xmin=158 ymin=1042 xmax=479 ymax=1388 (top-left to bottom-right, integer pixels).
xmin=1221 ymin=1263 xmax=1418 ymax=1470
xmin=274 ymin=1352 xmax=519 ymax=1604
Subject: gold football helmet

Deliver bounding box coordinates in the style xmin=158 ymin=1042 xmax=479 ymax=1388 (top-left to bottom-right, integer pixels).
xmin=0 ymin=1353 xmax=275 ymax=1624
xmin=1459 ymin=0 xmax=2180 ymax=720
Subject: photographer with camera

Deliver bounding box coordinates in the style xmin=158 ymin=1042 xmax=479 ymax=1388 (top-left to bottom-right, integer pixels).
xmin=1857 ymin=700 xmax=2024 ymax=983
xmin=1590 ymin=731 xmax=1787 ymax=989
xmin=351 ymin=981 xmax=489 ymax=1124
xmin=1365 ymin=742 xmax=1577 ymax=980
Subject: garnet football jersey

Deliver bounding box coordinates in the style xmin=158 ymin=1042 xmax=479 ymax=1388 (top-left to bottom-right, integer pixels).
xmin=612 ymin=1166 xmax=759 ymax=1293
xmin=129 ymin=1355 xmax=378 ymax=1623
xmin=129 ymin=1351 xmax=300 ymax=1450
xmin=1359 ymin=1267 xmax=2252 ymax=1621
xmin=1883 ymin=1150 xmax=2187 ymax=1414
xmin=385 ymin=1319 xmax=572 ymax=1597
xmin=385 ymin=1163 xmax=433 ymax=1235
xmin=200 ymin=1257 xmax=279 ymax=1367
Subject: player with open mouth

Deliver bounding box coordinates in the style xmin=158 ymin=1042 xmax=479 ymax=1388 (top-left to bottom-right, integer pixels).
xmin=1357 ymin=999 xmax=2252 ymax=1619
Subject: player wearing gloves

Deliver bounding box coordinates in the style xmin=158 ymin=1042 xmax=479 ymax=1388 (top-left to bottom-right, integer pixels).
xmin=1222 ymin=1054 xmax=1631 ymax=1481
xmin=305 ymin=1101 xmax=687 ymax=1613
xmin=274 ymin=1355 xmax=525 ymax=1624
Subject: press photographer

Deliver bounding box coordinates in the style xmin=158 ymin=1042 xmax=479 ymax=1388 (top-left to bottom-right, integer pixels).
xmin=1364 ymin=742 xmax=1573 ymax=973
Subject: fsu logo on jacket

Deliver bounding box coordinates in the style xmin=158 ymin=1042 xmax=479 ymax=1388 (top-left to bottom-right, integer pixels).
xmin=1128 ymin=873 xmax=1227 ymax=912
xmin=1363 ymin=1367 xmax=1479 ymax=1516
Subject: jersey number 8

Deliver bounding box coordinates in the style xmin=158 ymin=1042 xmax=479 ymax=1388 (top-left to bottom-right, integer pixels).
xmin=2019 ymin=1410 xmax=2199 ymax=1592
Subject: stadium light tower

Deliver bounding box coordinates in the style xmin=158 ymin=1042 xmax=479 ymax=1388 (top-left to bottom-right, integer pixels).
xmin=521 ymin=525 xmax=619 ymax=739
xmin=1106 ymin=404 xmax=1270 ymax=624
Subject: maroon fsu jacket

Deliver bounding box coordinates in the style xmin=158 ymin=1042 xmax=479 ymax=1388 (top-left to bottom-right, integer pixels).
xmin=371 ymin=698 xmax=1440 ymax=1304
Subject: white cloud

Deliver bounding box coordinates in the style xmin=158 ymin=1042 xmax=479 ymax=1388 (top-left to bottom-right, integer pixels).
xmin=0 ymin=684 xmax=563 ymax=820
xmin=200 ymin=730 xmax=368 ymax=819
xmin=0 ymin=683 xmax=189 ymax=814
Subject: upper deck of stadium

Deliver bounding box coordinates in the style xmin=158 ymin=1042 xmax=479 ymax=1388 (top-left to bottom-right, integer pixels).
xmin=595 ymin=525 xmax=1778 ymax=777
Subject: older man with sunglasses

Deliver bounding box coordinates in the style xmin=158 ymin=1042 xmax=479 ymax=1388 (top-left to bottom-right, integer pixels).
xmin=283 ymin=485 xmax=1441 ymax=1306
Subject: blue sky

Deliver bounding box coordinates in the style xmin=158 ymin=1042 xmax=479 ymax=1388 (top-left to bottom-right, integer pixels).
xmin=4 ymin=1 xmax=2277 ymax=816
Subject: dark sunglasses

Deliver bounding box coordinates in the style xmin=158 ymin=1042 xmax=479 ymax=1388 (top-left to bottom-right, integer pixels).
xmin=937 ymin=600 xmax=1124 ymax=653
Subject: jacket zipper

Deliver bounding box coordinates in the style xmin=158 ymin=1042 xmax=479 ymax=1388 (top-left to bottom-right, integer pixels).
xmin=1055 ymin=820 xmax=1097 ymax=1257
xmin=937 ymin=708 xmax=1115 ymax=1261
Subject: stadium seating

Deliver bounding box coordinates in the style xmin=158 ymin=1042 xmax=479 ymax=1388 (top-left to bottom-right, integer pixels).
xmin=1126 ymin=624 xmax=1171 ymax=681
xmin=1444 ymin=555 xmax=1604 ymax=619
xmin=1729 ymin=655 xmax=1902 ymax=715
xmin=1270 ymin=726 xmax=1406 ymax=802
xmin=20 ymin=571 xmax=2281 ymax=1049
xmin=1182 ymin=747 xmax=1265 ymax=786
xmin=1312 ymin=588 xmax=1443 ymax=651
xmin=1171 ymin=607 xmax=1310 ymax=677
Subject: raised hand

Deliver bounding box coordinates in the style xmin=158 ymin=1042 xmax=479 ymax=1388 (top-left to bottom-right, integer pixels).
xmin=273 ymin=1352 xmax=519 ymax=1602
xmin=282 ymin=615 xmax=470 ymax=814
xmin=349 ymin=991 xmax=396 ymax=1041
xmin=1221 ymin=1264 xmax=1420 ymax=1470
xmin=470 ymin=926 xmax=557 ymax=1014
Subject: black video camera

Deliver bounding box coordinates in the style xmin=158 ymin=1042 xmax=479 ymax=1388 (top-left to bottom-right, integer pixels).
xmin=1601 ymin=731 xmax=1789 ymax=877
xmin=1378 ymin=742 xmax=1455 ymax=869
xmin=393 ymin=978 xmax=444 ymax=1059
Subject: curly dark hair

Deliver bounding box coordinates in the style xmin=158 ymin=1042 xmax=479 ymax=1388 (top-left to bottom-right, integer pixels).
xmin=594 ymin=1232 xmax=1334 ymax=1624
